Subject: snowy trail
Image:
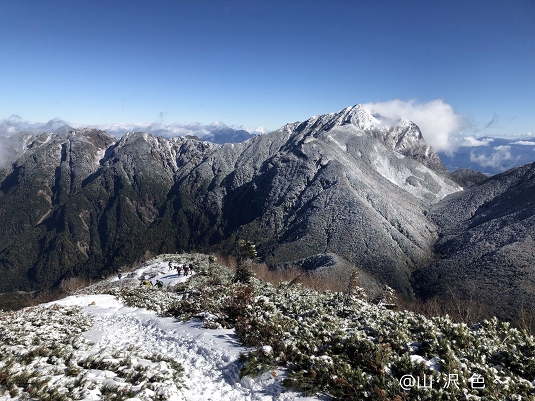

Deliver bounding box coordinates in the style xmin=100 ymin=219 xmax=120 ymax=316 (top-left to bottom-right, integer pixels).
xmin=50 ymin=256 xmax=319 ymax=401
xmin=90 ymin=310 xmax=245 ymax=400
xmin=68 ymin=300 xmax=313 ymax=401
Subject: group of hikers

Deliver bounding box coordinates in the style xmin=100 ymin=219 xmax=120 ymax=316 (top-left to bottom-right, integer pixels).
xmin=116 ymin=260 xmax=195 ymax=288
xmin=137 ymin=261 xmax=195 ymax=288
xmin=169 ymin=262 xmax=193 ymax=277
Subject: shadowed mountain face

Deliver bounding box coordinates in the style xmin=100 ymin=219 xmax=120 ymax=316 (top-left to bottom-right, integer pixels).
xmin=412 ymin=162 xmax=535 ymax=321
xmin=0 ymin=105 xmax=461 ymax=298
xmin=0 ymin=129 xmax=213 ymax=291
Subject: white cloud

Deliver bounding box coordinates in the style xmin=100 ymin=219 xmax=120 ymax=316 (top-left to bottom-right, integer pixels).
xmin=511 ymin=140 xmax=535 ymax=146
xmin=247 ymin=126 xmax=267 ymax=134
xmin=470 ymin=145 xmax=518 ymax=169
xmin=362 ymin=99 xmax=469 ymax=154
xmin=459 ymin=136 xmax=494 ymax=147
xmin=512 ymin=131 xmax=534 ymax=138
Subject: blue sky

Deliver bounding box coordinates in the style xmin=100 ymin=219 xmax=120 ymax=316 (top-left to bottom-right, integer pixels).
xmin=1 ymin=0 xmax=534 ymax=144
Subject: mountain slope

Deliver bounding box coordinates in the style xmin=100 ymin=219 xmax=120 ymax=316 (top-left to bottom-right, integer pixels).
xmin=448 ymin=168 xmax=488 ymax=187
xmin=0 ymin=129 xmax=212 ymax=291
xmin=173 ymin=107 xmax=459 ymax=292
xmin=137 ymin=105 xmax=460 ymax=297
xmin=412 ymin=161 xmax=535 ymax=321
xmin=0 ymin=105 xmax=460 ymax=299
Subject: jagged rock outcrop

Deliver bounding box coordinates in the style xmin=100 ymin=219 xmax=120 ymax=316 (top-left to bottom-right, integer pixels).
xmin=0 ymin=105 xmax=460 ymax=299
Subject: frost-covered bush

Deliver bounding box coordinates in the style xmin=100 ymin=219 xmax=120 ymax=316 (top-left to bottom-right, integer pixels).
xmin=114 ymin=286 xmax=183 ymax=316
xmin=0 ymin=305 xmax=185 ymax=400
xmin=163 ymin=261 xmax=535 ymax=400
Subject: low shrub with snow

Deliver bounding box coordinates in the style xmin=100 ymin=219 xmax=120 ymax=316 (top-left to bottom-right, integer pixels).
xmin=165 ymin=261 xmax=535 ymax=400
xmin=4 ymin=254 xmax=534 ymax=400
xmin=113 ymin=286 xmax=183 ymax=316
xmin=0 ymin=305 xmax=185 ymax=400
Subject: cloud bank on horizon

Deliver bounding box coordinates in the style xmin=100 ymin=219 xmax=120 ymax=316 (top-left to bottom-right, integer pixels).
xmin=96 ymin=121 xmax=266 ymax=140
xmin=0 ymin=99 xmax=494 ymax=151
xmin=0 ymin=115 xmax=71 ymax=137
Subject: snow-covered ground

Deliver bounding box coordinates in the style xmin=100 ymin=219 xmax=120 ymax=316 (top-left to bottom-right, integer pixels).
xmin=3 ymin=255 xmax=535 ymax=400
xmin=26 ymin=258 xmax=320 ymax=401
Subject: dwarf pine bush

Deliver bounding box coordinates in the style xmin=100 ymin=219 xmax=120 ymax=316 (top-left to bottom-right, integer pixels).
xmin=164 ymin=260 xmax=535 ymax=400
xmin=7 ymin=255 xmax=531 ymax=400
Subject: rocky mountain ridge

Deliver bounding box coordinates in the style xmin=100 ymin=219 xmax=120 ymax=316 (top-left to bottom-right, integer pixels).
xmin=0 ymin=105 xmax=457 ymax=297
xmin=1 ymin=104 xmax=533 ymax=323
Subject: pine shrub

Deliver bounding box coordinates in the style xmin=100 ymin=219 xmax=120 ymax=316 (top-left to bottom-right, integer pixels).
xmin=164 ymin=259 xmax=535 ymax=400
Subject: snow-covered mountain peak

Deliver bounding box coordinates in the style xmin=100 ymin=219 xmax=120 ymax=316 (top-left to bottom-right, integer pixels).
xmin=338 ymin=104 xmax=380 ymax=130
xmin=55 ymin=124 xmax=76 ymax=136
xmin=294 ymin=105 xmax=429 ymax=142
xmin=395 ymin=117 xmax=414 ymax=128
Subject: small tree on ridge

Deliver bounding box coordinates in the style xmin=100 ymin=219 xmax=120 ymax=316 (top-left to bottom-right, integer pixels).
xmin=233 ymin=240 xmax=257 ymax=284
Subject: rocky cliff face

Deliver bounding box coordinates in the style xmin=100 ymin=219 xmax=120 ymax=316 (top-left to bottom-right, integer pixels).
xmin=1 ymin=105 xmax=460 ymax=299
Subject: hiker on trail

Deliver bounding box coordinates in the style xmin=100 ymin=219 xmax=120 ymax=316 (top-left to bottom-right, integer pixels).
xmin=184 ymin=265 xmax=190 ymax=276
xmin=168 ymin=262 xmax=173 ymax=272
xmin=176 ymin=264 xmax=182 ymax=276
xmin=118 ymin=273 xmax=122 ymax=280
xmin=155 ymin=280 xmax=164 ymax=289
xmin=140 ymin=279 xmax=152 ymax=287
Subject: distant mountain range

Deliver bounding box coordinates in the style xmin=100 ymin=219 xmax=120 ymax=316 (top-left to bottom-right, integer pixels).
xmin=99 ymin=121 xmax=258 ymax=145
xmin=0 ymin=105 xmax=534 ymax=323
